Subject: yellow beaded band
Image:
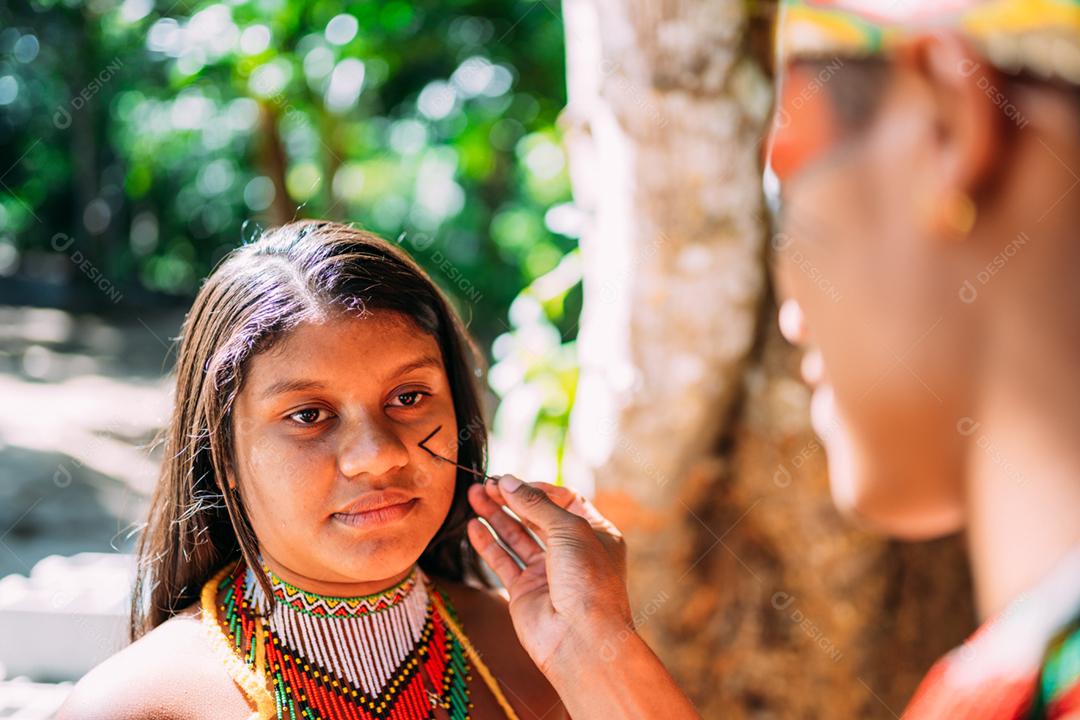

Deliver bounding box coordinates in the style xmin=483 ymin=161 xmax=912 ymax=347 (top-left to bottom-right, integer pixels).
xmin=201 ymin=562 xmax=276 ymax=720
xmin=777 ymin=0 xmax=1080 ymax=84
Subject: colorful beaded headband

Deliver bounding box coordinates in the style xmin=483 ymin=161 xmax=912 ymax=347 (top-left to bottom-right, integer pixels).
xmin=776 ymin=0 xmax=1080 ymax=84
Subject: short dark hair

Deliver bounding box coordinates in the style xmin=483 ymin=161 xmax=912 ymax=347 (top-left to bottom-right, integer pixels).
xmin=795 ymin=54 xmax=1080 ymax=135
xmin=792 ymin=56 xmax=893 ymax=132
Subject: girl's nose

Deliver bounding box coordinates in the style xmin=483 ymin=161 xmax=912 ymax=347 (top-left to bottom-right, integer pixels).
xmin=337 ymin=414 xmax=410 ymax=480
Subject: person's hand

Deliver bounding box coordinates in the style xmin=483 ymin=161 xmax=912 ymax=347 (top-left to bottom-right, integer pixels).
xmin=468 ymin=476 xmax=702 ymax=720
xmin=466 ymin=476 xmax=631 ymax=674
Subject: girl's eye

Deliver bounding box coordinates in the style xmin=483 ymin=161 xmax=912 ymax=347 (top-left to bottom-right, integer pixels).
xmin=288 ymin=408 xmax=327 ymax=425
xmin=390 ymin=391 xmax=427 ymax=408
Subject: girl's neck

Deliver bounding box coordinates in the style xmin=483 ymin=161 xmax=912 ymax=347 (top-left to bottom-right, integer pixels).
xmin=965 ymin=339 xmax=1080 ymax=620
xmin=259 ymin=553 xmax=418 ymax=599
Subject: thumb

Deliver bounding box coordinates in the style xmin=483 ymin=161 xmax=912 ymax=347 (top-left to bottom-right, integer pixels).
xmin=496 ymin=475 xmax=584 ymax=539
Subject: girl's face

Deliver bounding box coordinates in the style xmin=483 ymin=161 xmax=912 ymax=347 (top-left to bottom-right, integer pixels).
xmin=230 ymin=310 xmax=460 ymax=593
xmin=766 ymin=56 xmax=977 ymax=538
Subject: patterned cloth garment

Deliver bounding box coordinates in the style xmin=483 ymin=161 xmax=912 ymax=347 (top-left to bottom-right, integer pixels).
xmin=776 ymin=0 xmax=1080 ymax=84
xmin=904 ymin=545 xmax=1080 ymax=719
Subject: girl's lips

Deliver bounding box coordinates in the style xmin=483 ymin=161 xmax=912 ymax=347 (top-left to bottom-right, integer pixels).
xmin=331 ymin=498 xmax=418 ymax=529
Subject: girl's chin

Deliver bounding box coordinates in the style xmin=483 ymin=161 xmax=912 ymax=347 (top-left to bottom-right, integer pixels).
xmin=316 ymin=550 xmax=423 ymax=586
xmin=824 ymin=446 xmax=966 ymax=540
xmin=811 ymin=386 xmax=965 ymax=540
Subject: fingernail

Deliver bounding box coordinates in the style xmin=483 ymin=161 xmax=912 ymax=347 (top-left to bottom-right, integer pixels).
xmin=499 ymin=475 xmax=522 ymax=493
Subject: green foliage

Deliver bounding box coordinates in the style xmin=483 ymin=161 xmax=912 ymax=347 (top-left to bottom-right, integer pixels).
xmin=0 ymin=0 xmax=575 ymax=346
xmin=489 ymin=247 xmax=581 ymax=483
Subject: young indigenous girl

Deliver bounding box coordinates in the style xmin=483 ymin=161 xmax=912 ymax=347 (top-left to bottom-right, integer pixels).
xmin=57 ymin=221 xmax=564 ymax=720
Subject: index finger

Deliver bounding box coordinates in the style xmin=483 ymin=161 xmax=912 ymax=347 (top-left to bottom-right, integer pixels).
xmin=484 ymin=478 xmax=575 ymax=510
xmin=487 ymin=478 xmax=621 ymax=540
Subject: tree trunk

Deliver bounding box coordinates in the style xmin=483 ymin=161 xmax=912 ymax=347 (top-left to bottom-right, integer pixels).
xmin=257 ymin=102 xmax=294 ymax=226
xmin=560 ymin=0 xmax=976 ymax=716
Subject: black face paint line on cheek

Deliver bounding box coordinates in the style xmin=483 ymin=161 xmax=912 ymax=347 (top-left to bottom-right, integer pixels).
xmin=417 ymin=425 xmax=496 ymax=484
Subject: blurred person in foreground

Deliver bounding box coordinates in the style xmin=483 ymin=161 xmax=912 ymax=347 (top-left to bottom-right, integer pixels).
xmin=462 ymin=1 xmax=1080 ymax=718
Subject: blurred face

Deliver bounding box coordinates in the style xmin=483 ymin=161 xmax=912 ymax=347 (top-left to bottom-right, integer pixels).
xmin=765 ymin=59 xmax=975 ymax=538
xmin=230 ymin=310 xmax=460 ymax=590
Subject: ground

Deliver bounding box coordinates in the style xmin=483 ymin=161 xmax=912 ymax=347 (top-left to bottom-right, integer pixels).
xmin=0 ymin=305 xmax=182 ymax=579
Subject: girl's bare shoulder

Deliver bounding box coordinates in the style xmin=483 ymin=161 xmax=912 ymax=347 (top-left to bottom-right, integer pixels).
xmin=55 ymin=603 xmax=254 ymax=720
xmin=437 ymin=580 xmax=566 ymax=720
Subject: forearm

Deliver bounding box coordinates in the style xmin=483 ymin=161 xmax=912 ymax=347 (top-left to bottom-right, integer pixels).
xmin=546 ymin=623 xmax=702 ymax=720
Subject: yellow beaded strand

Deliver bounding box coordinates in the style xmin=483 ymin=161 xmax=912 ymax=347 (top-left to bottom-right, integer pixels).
xmin=431 ymin=590 xmax=522 ymax=720
xmin=201 ymin=562 xmax=277 ymax=720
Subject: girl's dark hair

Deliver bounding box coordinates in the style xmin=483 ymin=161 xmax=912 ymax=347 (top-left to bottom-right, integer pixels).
xmin=130 ymin=221 xmax=489 ymax=640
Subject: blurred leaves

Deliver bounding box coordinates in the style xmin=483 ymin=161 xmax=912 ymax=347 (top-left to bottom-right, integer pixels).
xmin=489 ymin=248 xmax=582 ymax=483
xmin=0 ymin=0 xmax=574 ymax=345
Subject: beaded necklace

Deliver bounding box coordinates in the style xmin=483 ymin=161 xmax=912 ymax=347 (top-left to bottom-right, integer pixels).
xmin=201 ymin=559 xmax=518 ymax=720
